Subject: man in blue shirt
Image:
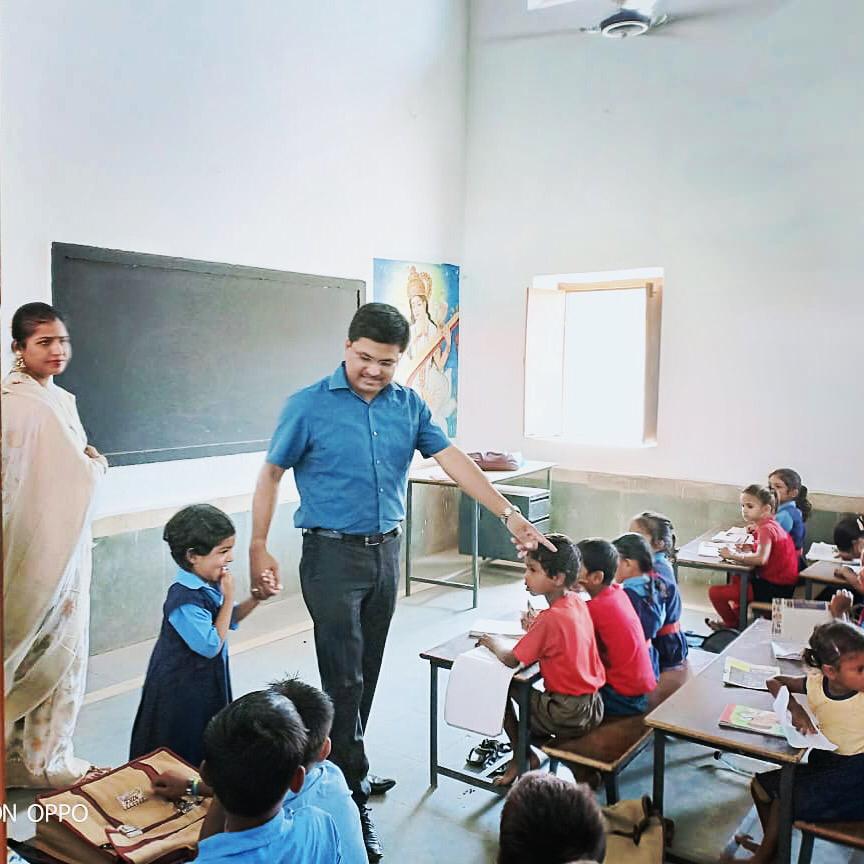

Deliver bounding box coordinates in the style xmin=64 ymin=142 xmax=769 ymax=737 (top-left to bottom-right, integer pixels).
xmin=194 ymin=690 xmax=343 ymax=864
xmin=250 ymin=303 xmax=550 ymax=860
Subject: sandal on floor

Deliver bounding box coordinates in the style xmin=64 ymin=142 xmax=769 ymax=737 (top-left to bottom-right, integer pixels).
xmin=704 ymin=617 xmax=727 ymax=632
xmin=466 ymin=746 xmax=492 ymax=768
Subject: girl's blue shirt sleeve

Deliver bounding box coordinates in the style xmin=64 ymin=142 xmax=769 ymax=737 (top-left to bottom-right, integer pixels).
xmin=167 ymin=570 xmax=239 ymax=659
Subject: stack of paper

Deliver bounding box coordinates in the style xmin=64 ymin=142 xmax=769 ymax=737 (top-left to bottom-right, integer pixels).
xmin=444 ymin=645 xmax=518 ymax=736
xmin=468 ymin=619 xmax=524 ymax=638
xmin=807 ymin=542 xmax=841 ymax=563
xmin=771 ymin=598 xmax=832 ymax=648
xmin=712 ymin=527 xmax=750 ymax=543
xmin=698 ymin=541 xmax=724 ymax=558
xmin=722 ymin=657 xmax=780 ymax=691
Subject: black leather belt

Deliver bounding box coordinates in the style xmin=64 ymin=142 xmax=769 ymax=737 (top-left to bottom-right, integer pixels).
xmin=302 ymin=525 xmax=402 ymax=546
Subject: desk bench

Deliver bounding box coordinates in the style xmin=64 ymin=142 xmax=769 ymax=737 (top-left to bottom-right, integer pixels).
xmin=542 ymin=650 xmax=713 ymax=803
xmin=795 ymin=820 xmax=864 ymax=863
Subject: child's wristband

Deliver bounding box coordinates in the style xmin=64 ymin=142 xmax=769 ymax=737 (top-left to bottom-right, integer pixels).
xmin=186 ymin=778 xmax=200 ymax=797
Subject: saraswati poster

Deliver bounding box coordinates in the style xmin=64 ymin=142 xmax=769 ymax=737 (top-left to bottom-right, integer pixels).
xmin=373 ymin=258 xmax=459 ymax=437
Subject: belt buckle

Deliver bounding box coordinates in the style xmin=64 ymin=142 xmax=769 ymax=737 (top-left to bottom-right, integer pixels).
xmin=364 ymin=533 xmax=382 ymax=547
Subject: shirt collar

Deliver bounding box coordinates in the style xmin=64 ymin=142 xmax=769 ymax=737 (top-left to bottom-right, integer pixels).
xmin=174 ymin=568 xmax=212 ymax=591
xmin=777 ymin=501 xmax=794 ymax=511
xmin=327 ymin=362 xmax=403 ymax=399
xmin=198 ymin=811 xmax=287 ymax=855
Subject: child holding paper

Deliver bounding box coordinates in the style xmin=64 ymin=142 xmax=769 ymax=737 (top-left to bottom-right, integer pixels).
xmin=735 ymin=621 xmax=864 ymax=863
xmin=477 ymin=533 xmax=605 ymax=787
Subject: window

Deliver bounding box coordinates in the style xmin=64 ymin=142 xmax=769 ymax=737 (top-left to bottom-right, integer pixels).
xmin=524 ymin=269 xmax=663 ymax=447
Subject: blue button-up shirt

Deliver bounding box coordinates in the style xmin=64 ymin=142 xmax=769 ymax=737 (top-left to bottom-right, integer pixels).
xmin=167 ymin=569 xmax=239 ymax=659
xmin=193 ymin=806 xmax=343 ymax=863
xmin=266 ymin=364 xmax=450 ymax=534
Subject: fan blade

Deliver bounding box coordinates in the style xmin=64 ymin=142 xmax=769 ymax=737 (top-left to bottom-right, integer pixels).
xmin=667 ymin=0 xmax=788 ymax=24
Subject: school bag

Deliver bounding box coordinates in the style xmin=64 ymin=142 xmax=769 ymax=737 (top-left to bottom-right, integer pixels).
xmin=603 ymin=795 xmax=669 ymax=864
xmin=31 ymin=748 xmax=209 ymax=864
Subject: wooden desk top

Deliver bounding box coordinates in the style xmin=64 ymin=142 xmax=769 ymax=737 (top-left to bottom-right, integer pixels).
xmin=419 ymin=632 xmax=540 ymax=683
xmin=645 ymin=619 xmax=806 ymax=764
xmin=676 ymin=527 xmax=754 ymax=574
xmin=801 ymin=559 xmax=859 ymax=588
xmin=409 ymin=459 xmax=555 ymax=487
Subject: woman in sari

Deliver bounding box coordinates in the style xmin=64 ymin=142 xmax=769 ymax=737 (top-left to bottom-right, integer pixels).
xmin=3 ymin=302 xmax=107 ymax=788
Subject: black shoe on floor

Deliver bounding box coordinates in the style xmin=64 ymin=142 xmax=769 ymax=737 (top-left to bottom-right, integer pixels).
xmin=368 ymin=773 xmax=397 ymax=795
xmin=358 ymin=805 xmax=383 ymax=862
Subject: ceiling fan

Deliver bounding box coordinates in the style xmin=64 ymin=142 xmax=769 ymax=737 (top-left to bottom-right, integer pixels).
xmin=523 ymin=0 xmax=788 ymax=40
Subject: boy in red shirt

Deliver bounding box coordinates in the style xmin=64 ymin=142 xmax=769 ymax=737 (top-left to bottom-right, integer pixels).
xmin=577 ymin=538 xmax=657 ymax=716
xmin=478 ymin=533 xmax=605 ymax=786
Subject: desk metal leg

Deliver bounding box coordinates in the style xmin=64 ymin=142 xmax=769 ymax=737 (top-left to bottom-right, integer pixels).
xmin=777 ymin=764 xmax=794 ymax=864
xmin=738 ymin=571 xmax=749 ymax=631
xmin=405 ymin=482 xmax=414 ymax=597
xmin=652 ymin=731 xmax=666 ymax=813
xmin=516 ymin=683 xmax=530 ymax=776
xmin=429 ymin=663 xmax=438 ymax=788
xmin=471 ymin=499 xmax=479 ymax=609
xmin=804 ymin=580 xmax=813 ymax=600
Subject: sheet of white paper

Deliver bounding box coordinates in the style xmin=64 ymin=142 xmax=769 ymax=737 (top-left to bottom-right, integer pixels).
xmin=806 ymin=542 xmax=842 ymax=563
xmin=712 ymin=527 xmax=750 ymax=543
xmin=698 ymin=541 xmax=723 ymax=558
xmin=444 ymin=645 xmax=518 ymax=736
xmin=468 ymin=619 xmax=524 ymax=638
xmin=771 ymin=599 xmax=832 ymax=645
xmin=771 ymin=641 xmax=803 ymax=660
xmin=772 ymin=686 xmax=837 ymax=757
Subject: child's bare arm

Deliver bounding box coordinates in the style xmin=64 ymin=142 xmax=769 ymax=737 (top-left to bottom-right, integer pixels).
xmin=719 ymin=539 xmax=771 ymax=567
xmin=476 ymin=634 xmax=520 ymax=668
xmin=767 ymin=675 xmax=816 ymax=735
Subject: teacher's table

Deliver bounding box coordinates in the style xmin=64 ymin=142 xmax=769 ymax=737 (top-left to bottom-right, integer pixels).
xmin=406 ymin=460 xmax=555 ymax=608
xmin=677 ymin=528 xmax=755 ymax=630
xmin=419 ymin=632 xmax=540 ymax=795
xmin=646 ymin=618 xmax=805 ymax=864
xmin=801 ymin=559 xmax=858 ymax=600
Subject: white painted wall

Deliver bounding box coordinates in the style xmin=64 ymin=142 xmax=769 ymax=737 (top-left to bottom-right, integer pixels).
xmin=1 ymin=0 xmax=468 ymax=516
xmin=461 ymin=0 xmax=864 ymax=496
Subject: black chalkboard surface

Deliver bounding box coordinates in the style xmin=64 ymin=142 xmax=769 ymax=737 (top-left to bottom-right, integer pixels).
xmin=52 ymin=243 xmax=363 ymax=466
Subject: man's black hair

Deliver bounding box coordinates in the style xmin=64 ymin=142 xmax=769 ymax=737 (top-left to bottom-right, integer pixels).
xmin=347 ymin=302 xmax=410 ymax=351
xmin=202 ymin=690 xmax=307 ymax=818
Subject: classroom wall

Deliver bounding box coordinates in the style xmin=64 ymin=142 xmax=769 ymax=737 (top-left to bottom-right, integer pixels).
xmin=460 ymin=0 xmax=864 ymax=497
xmin=0 ymin=0 xmax=469 ymax=518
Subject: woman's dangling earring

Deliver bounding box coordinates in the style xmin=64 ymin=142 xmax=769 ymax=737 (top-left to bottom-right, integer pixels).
xmin=14 ymin=353 xmax=27 ymax=372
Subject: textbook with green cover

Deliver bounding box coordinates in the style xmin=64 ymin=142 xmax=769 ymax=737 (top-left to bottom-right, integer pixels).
xmin=718 ymin=704 xmax=785 ymax=738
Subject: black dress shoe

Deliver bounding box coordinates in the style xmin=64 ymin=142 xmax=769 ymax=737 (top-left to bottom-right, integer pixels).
xmin=368 ymin=773 xmax=396 ymax=795
xmin=358 ymin=804 xmax=383 ymax=862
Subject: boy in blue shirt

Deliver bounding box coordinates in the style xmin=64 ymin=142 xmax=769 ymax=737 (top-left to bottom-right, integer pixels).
xmin=272 ymin=677 xmax=367 ymax=864
xmin=193 ymin=690 xmax=343 ymax=864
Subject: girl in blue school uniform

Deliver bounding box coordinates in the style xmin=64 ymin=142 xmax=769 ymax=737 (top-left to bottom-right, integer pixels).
xmin=612 ymin=533 xmax=666 ymax=679
xmin=768 ymin=467 xmax=811 ymax=568
xmin=629 ymin=511 xmax=689 ymax=669
xmin=129 ymin=504 xmax=277 ymax=767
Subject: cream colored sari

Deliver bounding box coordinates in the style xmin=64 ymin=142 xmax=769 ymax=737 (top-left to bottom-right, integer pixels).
xmin=2 ymin=370 xmax=106 ymax=787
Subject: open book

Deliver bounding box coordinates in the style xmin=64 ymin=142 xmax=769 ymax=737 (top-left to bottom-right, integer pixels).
xmin=806 ymin=542 xmax=842 ymax=563
xmin=718 ymin=704 xmax=785 ymax=738
xmin=712 ymin=527 xmax=750 ymax=543
xmin=468 ymin=619 xmax=524 ymax=638
xmin=722 ymin=657 xmax=780 ymax=691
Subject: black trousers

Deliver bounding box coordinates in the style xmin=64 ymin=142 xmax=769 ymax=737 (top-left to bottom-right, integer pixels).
xmin=299 ymin=530 xmax=401 ymax=804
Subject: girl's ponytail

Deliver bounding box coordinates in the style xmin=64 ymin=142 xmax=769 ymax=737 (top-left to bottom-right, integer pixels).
xmin=796 ymin=484 xmax=812 ymax=522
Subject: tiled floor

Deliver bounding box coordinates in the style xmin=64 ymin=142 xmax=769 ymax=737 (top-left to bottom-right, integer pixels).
xmin=8 ymin=555 xmax=858 ymax=862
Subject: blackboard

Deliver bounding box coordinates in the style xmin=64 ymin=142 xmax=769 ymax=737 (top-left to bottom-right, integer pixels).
xmin=52 ymin=243 xmax=364 ymax=466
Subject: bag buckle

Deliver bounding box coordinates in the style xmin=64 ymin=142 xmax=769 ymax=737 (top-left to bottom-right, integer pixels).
xmin=118 ymin=824 xmax=143 ymax=838
xmin=364 ymin=533 xmax=383 ymax=546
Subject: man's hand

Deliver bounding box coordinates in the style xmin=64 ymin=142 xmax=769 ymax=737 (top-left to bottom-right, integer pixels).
xmin=250 ymin=543 xmax=282 ymax=594
xmin=507 ymin=513 xmax=556 ymax=554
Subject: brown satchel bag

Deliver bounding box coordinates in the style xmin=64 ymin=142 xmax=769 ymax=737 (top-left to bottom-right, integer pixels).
xmin=603 ymin=796 xmax=671 ymax=864
xmin=467 ymin=451 xmax=521 ymax=471
xmin=32 ymin=749 xmax=209 ymax=864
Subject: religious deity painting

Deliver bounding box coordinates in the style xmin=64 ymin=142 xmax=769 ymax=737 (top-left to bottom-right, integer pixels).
xmin=373 ymin=258 xmax=459 ymax=437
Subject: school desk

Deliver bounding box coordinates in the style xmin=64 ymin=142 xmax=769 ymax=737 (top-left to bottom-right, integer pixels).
xmin=676 ymin=527 xmax=755 ymax=630
xmin=419 ymin=632 xmax=540 ymax=795
xmin=800 ymin=559 xmax=858 ymax=599
xmin=405 ymin=460 xmax=555 ymax=608
xmin=645 ymin=618 xmax=806 ymax=864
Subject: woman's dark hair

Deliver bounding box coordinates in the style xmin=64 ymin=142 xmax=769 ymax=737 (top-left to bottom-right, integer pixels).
xmin=526 ymin=533 xmax=582 ymax=588
xmin=834 ymin=514 xmax=864 ymax=554
xmin=498 ymin=771 xmax=606 ymax=864
xmin=742 ymin=483 xmax=777 ymax=512
xmin=163 ymin=504 xmax=235 ymax=571
xmin=769 ymin=468 xmax=812 ymax=522
xmin=803 ymin=621 xmax=864 ymax=670
xmin=202 ymin=690 xmax=307 ymax=818
xmin=11 ymin=302 xmax=66 ymax=348
xmin=269 ymin=675 xmax=334 ymax=767
xmin=348 ymin=302 xmax=410 ymax=351
xmin=632 ymin=511 xmax=676 ymax=560
xmin=576 ymin=538 xmax=619 ymax=585
xmin=612 ymin=532 xmax=654 ymax=574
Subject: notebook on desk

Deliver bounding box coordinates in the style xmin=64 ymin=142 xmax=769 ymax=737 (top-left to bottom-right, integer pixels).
xmin=468 ymin=619 xmax=524 ymax=638
xmin=718 ymin=704 xmax=785 ymax=738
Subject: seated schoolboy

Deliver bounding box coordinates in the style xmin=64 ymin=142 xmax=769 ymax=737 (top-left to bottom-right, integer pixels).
xmin=497 ymin=771 xmax=606 ymax=864
xmin=193 ymin=690 xmax=344 ymax=863
xmin=831 ymin=514 xmax=864 ymax=594
xmin=478 ymin=533 xmax=605 ymax=787
xmin=270 ymin=677 xmax=367 ymax=864
xmin=577 ymin=538 xmax=657 ymax=716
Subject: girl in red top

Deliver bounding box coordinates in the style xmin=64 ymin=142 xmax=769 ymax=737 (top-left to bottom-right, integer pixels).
xmin=707 ymin=484 xmax=799 ymax=629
